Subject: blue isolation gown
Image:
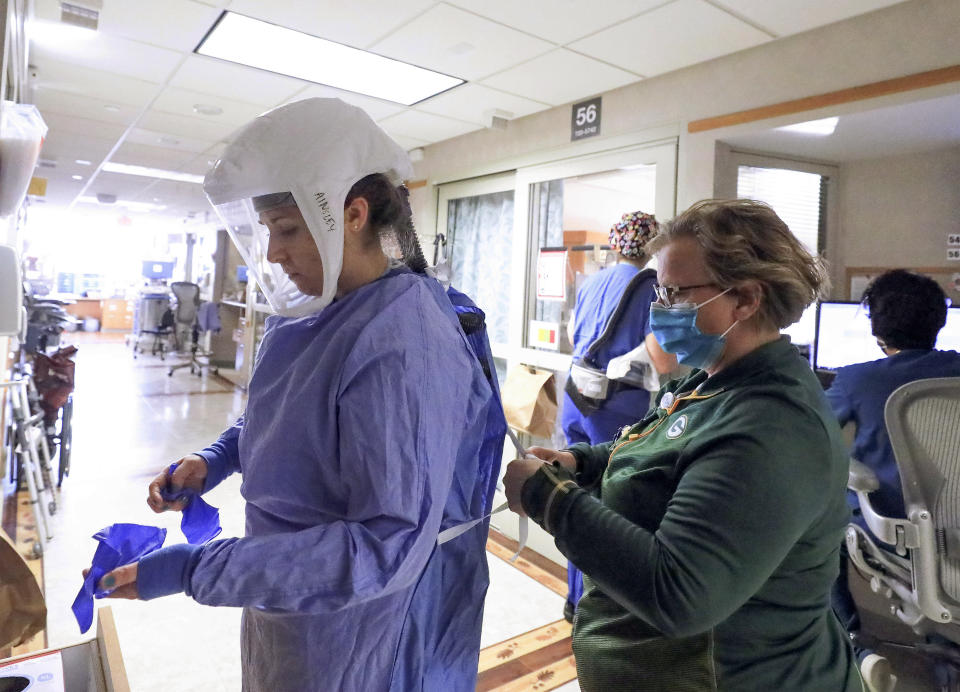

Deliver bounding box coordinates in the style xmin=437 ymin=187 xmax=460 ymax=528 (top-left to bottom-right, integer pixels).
xmin=560 ymin=263 xmax=657 ymax=445
xmin=137 ymin=267 xmax=497 ymax=691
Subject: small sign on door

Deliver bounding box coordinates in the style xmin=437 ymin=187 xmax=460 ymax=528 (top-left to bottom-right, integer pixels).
xmin=537 ymin=250 xmax=568 ymax=301
xmin=571 ymin=97 xmax=601 ymax=141
xmin=529 ymin=320 xmax=560 ymax=350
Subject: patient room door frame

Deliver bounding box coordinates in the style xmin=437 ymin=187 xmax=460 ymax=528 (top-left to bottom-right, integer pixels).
xmin=510 ymin=139 xmax=678 ymax=374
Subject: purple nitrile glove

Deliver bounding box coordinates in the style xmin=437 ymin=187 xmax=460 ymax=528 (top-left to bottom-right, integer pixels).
xmin=159 ymin=462 xmax=222 ymax=545
xmin=71 ymin=523 xmax=167 ymax=633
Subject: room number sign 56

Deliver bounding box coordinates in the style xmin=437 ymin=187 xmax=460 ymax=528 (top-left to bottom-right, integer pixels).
xmin=571 ymin=97 xmax=601 ymax=141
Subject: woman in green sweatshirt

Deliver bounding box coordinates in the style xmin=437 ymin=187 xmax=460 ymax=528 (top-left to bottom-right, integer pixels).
xmin=504 ymin=199 xmax=861 ymax=691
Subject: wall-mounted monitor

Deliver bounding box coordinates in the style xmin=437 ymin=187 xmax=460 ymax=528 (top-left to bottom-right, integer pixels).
xmin=814 ymin=301 xmax=960 ymax=370
xmin=141 ymin=260 xmax=175 ymax=280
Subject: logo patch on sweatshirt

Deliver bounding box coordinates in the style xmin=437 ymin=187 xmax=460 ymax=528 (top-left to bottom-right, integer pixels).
xmin=666 ymin=414 xmax=688 ymax=439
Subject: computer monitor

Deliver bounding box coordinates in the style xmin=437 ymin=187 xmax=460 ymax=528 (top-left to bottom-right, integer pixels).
xmin=142 ymin=260 xmax=175 ymax=280
xmin=938 ymin=306 xmax=960 ymax=353
xmin=782 ymin=302 xmax=817 ymax=347
xmin=815 ymin=301 xmax=960 ymax=370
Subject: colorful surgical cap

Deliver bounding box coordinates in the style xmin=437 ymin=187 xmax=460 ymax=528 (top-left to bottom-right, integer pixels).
xmin=608 ymin=210 xmax=659 ymax=259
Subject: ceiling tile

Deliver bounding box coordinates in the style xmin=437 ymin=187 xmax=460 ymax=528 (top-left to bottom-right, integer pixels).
xmin=370 ymin=4 xmax=553 ymax=81
xmin=30 ymin=57 xmax=158 ymax=107
xmin=30 ymin=184 xmax=78 ymax=209
xmin=39 ymin=111 xmax=127 ymax=141
xmin=30 ymin=19 xmax=183 ymax=83
xmin=169 ymin=55 xmax=308 ymax=107
xmin=151 ymin=87 xmax=268 ymax=126
xmin=137 ymin=180 xmax=209 ymax=207
xmin=125 ymin=127 xmax=216 ymax=154
xmin=110 ymin=142 xmax=197 ymax=171
xmin=481 ymin=49 xmax=639 ymax=106
xmin=226 ymin=0 xmax=437 ymax=49
xmin=33 ymin=89 xmax=141 ymax=128
xmin=377 ymin=110 xmax=481 ymax=144
xmin=177 ymin=144 xmax=228 ymax=177
xmin=200 ymin=142 xmax=228 ymax=162
xmin=388 ymin=134 xmax=431 ymax=151
xmin=37 ymin=130 xmax=116 ymax=168
xmin=416 ymin=83 xmax=549 ymax=125
xmin=281 ymin=85 xmax=406 ymax=121
xmin=445 ymin=0 xmax=666 ymax=44
xmin=569 ymin=0 xmax=771 ymax=77
xmin=89 ymin=171 xmax=156 ymax=199
xmin=139 ymin=109 xmax=241 ymax=143
xmin=178 ymin=156 xmax=218 ymax=176
xmin=712 ymin=0 xmax=908 ymax=36
xmin=34 ymin=167 xmax=91 ymax=190
xmin=96 ymin=0 xmax=221 ymax=52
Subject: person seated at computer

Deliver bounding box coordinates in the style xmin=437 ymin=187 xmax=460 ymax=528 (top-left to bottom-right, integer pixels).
xmin=826 ymin=269 xmax=960 ymax=692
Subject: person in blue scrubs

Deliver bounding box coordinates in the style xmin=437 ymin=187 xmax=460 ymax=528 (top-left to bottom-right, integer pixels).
xmin=827 ymin=269 xmax=960 ymax=692
xmin=560 ymin=210 xmax=675 ymax=621
xmin=92 ymin=99 xmax=499 ymax=692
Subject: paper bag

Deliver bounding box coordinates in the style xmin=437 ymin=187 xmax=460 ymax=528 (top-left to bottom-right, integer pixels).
xmin=501 ymin=365 xmax=557 ymax=439
xmin=0 ymin=529 xmax=46 ymax=650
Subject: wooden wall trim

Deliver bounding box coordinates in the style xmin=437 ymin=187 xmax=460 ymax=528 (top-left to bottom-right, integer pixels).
xmin=688 ymin=65 xmax=960 ymax=134
xmin=405 ymin=179 xmax=428 ymax=190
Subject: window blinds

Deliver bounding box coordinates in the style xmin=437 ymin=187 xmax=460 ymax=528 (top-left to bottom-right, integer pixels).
xmin=736 ymin=165 xmax=825 ymax=254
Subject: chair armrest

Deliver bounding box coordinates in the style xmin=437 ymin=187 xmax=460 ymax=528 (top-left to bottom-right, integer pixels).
xmin=857 ymin=484 xmax=920 ymax=556
xmin=848 ymin=458 xmax=880 ymax=493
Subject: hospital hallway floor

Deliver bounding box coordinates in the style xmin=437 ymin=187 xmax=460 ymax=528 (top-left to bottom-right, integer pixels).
xmin=25 ymin=332 xmax=581 ymax=692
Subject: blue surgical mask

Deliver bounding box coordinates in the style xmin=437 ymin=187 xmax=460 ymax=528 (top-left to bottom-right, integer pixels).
xmin=649 ymin=288 xmax=738 ymax=370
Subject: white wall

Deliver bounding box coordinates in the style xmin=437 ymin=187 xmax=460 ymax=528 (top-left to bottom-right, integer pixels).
xmin=838 ymin=146 xmax=960 ymax=302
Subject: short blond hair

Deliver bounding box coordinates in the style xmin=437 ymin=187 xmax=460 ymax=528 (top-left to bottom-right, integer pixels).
xmin=647 ymin=199 xmax=828 ymax=330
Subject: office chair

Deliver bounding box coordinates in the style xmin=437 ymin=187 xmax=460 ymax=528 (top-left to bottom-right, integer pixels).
xmin=134 ymin=294 xmax=174 ymax=359
xmin=167 ymin=282 xmax=216 ymax=377
xmin=846 ymin=377 xmax=960 ymax=687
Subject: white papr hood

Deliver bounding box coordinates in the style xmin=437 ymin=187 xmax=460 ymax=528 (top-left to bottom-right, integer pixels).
xmin=203 ymin=98 xmax=413 ymax=317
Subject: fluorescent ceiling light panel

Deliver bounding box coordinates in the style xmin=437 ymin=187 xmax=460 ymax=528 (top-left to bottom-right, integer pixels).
xmin=196 ymin=12 xmax=463 ymax=106
xmin=777 ymin=117 xmax=839 ymax=136
xmin=101 ymin=162 xmax=205 ymax=184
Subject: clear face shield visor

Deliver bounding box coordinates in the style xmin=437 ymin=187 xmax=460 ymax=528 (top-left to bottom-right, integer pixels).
xmin=212 ymin=186 xmax=348 ymax=318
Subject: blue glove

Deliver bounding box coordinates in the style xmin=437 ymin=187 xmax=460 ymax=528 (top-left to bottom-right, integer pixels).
xmin=159 ymin=462 xmax=222 ymax=545
xmin=71 ymin=524 xmax=167 ymax=633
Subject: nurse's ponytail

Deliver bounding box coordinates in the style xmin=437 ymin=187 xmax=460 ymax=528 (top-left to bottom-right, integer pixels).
xmin=345 ymin=174 xmax=427 ymax=274
xmin=395 ymin=185 xmax=427 ymax=274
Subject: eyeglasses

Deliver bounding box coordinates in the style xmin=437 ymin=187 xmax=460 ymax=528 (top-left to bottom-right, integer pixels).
xmin=653 ymin=283 xmax=718 ymax=308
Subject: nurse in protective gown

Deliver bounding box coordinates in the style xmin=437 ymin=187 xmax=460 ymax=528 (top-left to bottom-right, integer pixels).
xmin=94 ymin=98 xmax=500 ymax=692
